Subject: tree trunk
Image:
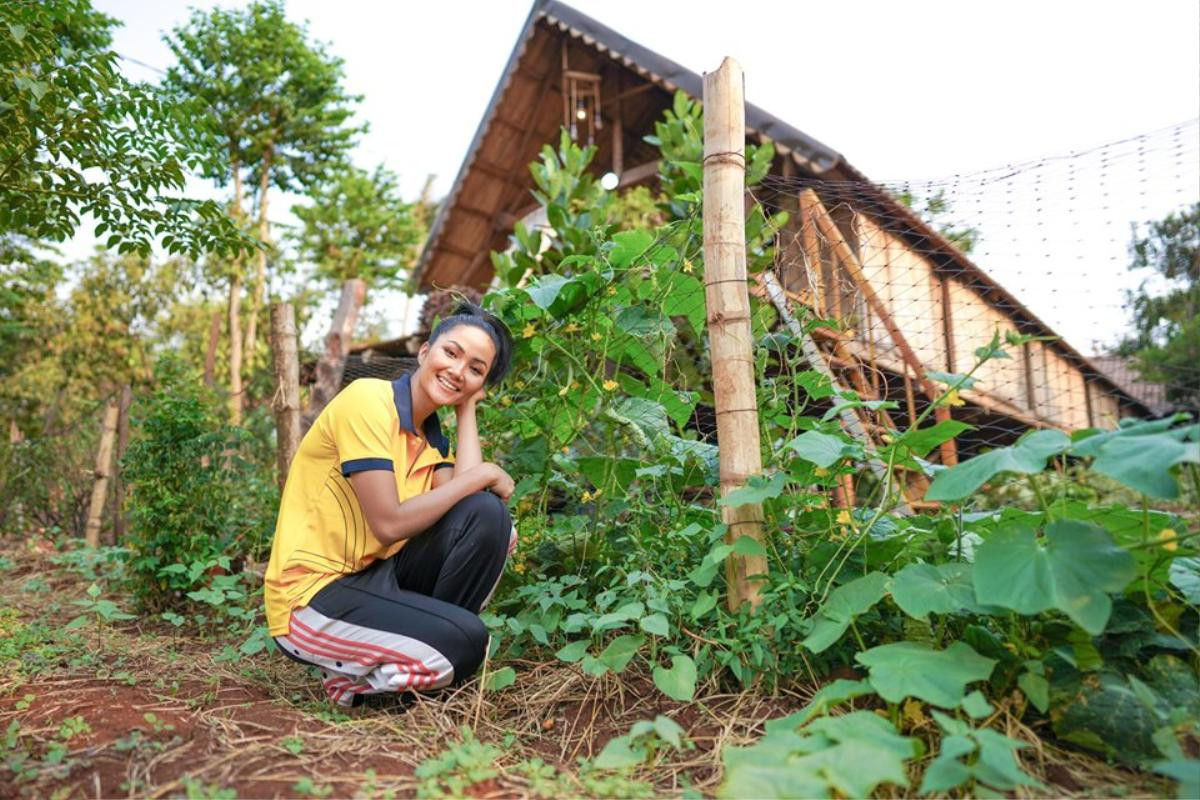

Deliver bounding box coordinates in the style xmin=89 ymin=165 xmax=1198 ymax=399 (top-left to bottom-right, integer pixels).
xmin=111 ymin=384 xmax=133 ymax=543
xmin=244 ymin=148 xmax=273 ymax=379
xmin=302 ymin=279 xmax=365 ymax=434
xmin=203 ymin=309 xmax=221 ymax=387
xmin=270 ymin=303 xmax=302 ymax=490
xmin=84 ymin=397 xmax=121 ymax=547
xmin=227 ymin=157 xmax=246 ymax=425
xmin=703 ymin=58 xmax=768 ymax=612
xmin=228 ymin=274 xmax=244 ymax=426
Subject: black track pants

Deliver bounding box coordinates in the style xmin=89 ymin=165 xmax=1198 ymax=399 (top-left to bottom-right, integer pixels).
xmin=274 ymin=491 xmax=512 ymax=705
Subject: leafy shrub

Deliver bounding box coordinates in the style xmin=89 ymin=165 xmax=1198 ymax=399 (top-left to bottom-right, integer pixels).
xmin=0 ymin=425 xmax=97 ymax=537
xmin=122 ymin=356 xmax=277 ymax=612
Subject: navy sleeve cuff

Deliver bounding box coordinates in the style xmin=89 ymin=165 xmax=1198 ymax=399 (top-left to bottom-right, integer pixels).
xmin=341 ymin=458 xmax=395 ymax=477
xmin=433 ymin=462 xmax=455 ymax=472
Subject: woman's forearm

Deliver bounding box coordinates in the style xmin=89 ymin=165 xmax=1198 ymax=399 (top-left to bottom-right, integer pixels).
xmin=453 ymin=403 xmax=483 ymax=474
xmin=351 ymin=466 xmax=492 ymax=545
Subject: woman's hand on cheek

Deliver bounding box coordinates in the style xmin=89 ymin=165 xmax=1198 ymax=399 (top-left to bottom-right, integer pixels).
xmin=458 ymin=386 xmax=486 ymax=411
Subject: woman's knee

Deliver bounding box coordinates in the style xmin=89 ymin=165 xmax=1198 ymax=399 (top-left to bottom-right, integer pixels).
xmin=447 ymin=492 xmax=511 ymax=548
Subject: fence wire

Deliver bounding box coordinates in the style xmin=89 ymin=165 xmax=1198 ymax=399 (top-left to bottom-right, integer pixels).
xmin=750 ymin=118 xmax=1198 ymax=458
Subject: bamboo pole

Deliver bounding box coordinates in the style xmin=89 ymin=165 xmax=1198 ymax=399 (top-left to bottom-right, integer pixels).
xmin=203 ymin=310 xmax=221 ymax=387
xmin=84 ymin=397 xmax=121 ymax=547
xmin=703 ymin=58 xmax=767 ymax=611
xmin=801 ymin=188 xmax=959 ymax=465
xmin=271 ymin=303 xmax=302 ymax=489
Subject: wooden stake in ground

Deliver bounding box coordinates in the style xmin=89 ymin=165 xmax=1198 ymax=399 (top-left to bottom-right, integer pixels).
xmin=84 ymin=397 xmax=121 ymax=547
xmin=302 ymin=279 xmax=365 ymax=435
xmin=270 ymin=303 xmax=302 ymax=489
xmin=703 ymin=57 xmax=768 ymax=611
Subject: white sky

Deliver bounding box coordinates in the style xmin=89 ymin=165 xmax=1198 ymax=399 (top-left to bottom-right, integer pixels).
xmin=89 ymin=0 xmax=1200 ymax=352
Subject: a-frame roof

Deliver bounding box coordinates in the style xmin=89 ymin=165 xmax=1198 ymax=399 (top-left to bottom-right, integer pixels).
xmin=414 ymin=0 xmax=1151 ymax=418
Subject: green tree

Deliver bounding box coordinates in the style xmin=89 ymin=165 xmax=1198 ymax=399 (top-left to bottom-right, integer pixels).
xmin=292 ymin=164 xmax=426 ymax=295
xmin=163 ymin=0 xmax=362 ymax=422
xmin=0 ymin=0 xmax=248 ymax=257
xmin=1119 ymin=202 xmax=1199 ymax=408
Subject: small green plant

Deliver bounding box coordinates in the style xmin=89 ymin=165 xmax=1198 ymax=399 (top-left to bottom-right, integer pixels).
xmin=414 ymin=727 xmax=503 ymax=798
xmin=593 ymin=715 xmax=691 ymax=770
xmin=280 ymin=735 xmax=304 ymax=755
xmin=292 ymin=776 xmax=333 ymax=798
xmin=181 ymin=778 xmax=237 ymax=800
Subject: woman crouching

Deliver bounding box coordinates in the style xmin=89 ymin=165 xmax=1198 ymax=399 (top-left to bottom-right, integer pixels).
xmin=263 ymin=302 xmax=516 ymax=706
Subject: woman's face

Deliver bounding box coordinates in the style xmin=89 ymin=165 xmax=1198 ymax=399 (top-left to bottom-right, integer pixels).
xmin=416 ymin=324 xmax=497 ymax=407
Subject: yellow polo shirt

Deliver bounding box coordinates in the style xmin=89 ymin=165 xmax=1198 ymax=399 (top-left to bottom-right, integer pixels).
xmin=264 ymin=374 xmax=454 ymax=635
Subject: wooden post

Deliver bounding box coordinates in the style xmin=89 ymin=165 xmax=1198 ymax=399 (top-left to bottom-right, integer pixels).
xmin=703 ymin=58 xmax=768 ymax=611
xmin=271 ymin=303 xmax=302 ymax=489
xmin=84 ymin=397 xmax=121 ymax=547
xmin=302 ymin=279 xmax=365 ymax=434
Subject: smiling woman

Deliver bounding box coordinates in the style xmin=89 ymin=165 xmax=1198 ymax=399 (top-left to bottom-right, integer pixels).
xmin=263 ymin=302 xmax=517 ymax=707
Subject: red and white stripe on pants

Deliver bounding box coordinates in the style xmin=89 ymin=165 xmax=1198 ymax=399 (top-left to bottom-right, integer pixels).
xmin=276 ymin=605 xmax=455 ymax=706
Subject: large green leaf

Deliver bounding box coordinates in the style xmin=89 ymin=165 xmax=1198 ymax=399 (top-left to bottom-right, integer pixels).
xmin=889 ymin=562 xmax=975 ymax=620
xmin=652 ymin=654 xmax=697 ymax=701
xmin=888 ymin=419 xmax=973 ymax=460
xmin=770 ymin=679 xmax=874 ymax=728
xmin=786 ymin=430 xmax=862 ymax=468
xmin=608 ymin=229 xmax=654 ymax=268
xmin=1168 ymin=557 xmax=1200 ymax=605
xmin=1154 ymin=759 xmax=1200 ymax=800
xmin=972 ymin=519 xmax=1136 ymax=634
xmin=598 ymin=634 xmax=644 ymax=673
xmin=1090 ymin=432 xmax=1199 ymax=499
xmin=802 ymin=572 xmax=890 ymax=654
xmin=925 ymin=429 xmax=1071 ymax=501
xmin=856 ymin=641 xmax=996 ymax=707
xmin=718 ymin=472 xmax=786 ymax=507
xmin=719 ymin=711 xmax=917 ymax=799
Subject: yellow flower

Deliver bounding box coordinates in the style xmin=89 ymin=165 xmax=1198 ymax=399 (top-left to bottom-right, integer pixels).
xmin=606 ymin=286 xmax=617 ymax=296
xmin=682 ymin=258 xmax=694 ymax=274
xmin=836 ymin=510 xmax=852 ymax=525
xmin=513 ymin=561 xmax=526 ymax=574
xmin=563 ymin=322 xmax=580 ymax=333
xmin=1157 ymin=528 xmax=1178 ymax=552
xmin=592 ymin=488 xmax=603 ymax=499
xmin=943 ymin=389 xmax=966 ymax=407
xmin=902 ymin=698 xmax=929 ymax=729
xmin=561 ymin=446 xmax=569 ymax=454
xmin=514 ymin=380 xmax=526 ymax=389
xmin=603 ymin=379 xmax=618 ymax=391
xmin=500 ymin=396 xmax=512 ymax=406
xmin=581 ymin=491 xmax=593 ymax=503
xmin=591 ymin=332 xmax=603 ymax=342
xmin=522 ymin=323 xmax=536 ymax=339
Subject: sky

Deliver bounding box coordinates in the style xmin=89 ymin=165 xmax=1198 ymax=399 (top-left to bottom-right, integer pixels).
xmin=89 ymin=0 xmax=1200 ymax=351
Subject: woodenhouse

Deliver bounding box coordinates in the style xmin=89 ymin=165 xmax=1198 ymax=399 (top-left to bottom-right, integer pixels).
xmin=414 ymin=0 xmax=1155 ymax=461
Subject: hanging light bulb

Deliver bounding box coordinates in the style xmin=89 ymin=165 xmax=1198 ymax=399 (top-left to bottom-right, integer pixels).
xmin=575 ymin=98 xmax=587 ymax=121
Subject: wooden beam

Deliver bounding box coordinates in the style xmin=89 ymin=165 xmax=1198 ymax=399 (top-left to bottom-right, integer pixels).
xmin=803 ymin=189 xmax=958 ymax=465
xmin=940 ymin=276 xmax=957 ymax=373
xmin=472 ymin=159 xmax=510 ymax=181
xmin=618 ymin=159 xmax=659 ymax=188
xmin=605 ymin=81 xmax=657 ymax=106
xmin=454 ymin=204 xmax=496 ymax=223
xmin=438 ymin=242 xmax=478 ymax=261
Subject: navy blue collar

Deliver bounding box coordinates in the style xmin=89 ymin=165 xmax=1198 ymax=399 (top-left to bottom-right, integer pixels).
xmin=392 ymin=373 xmax=451 ymax=457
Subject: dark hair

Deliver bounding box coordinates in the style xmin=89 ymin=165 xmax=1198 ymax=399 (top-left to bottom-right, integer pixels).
xmin=428 ymin=301 xmax=514 ymax=385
